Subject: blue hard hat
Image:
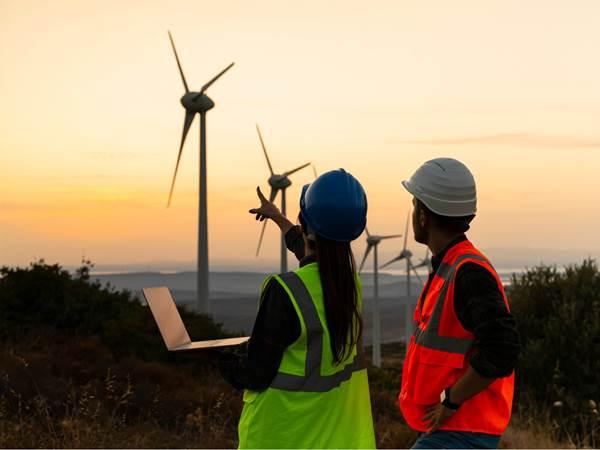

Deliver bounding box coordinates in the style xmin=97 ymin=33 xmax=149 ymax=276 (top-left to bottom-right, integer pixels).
xmin=299 ymin=169 xmax=368 ymax=242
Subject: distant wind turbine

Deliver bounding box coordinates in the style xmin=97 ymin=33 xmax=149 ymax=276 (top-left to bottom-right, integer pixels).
xmin=380 ymin=211 xmax=422 ymax=351
xmin=255 ymin=124 xmax=311 ymax=273
xmin=358 ymin=227 xmax=402 ymax=367
xmin=413 ymin=248 xmax=432 ymax=278
xmin=166 ymin=31 xmax=234 ymax=313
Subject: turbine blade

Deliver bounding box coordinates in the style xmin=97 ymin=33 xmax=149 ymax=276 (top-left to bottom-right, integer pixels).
xmin=403 ymin=210 xmax=410 ymax=250
xmin=414 ymin=248 xmax=431 ymax=268
xmin=409 ymin=259 xmax=424 ymax=284
xmin=255 ymin=187 xmax=278 ymax=256
xmin=312 ymin=164 xmax=318 ymax=179
xmin=268 ymin=187 xmax=278 ymax=203
xmin=255 ymin=220 xmax=268 ymax=257
xmin=283 ymin=162 xmax=311 ymax=177
xmin=167 ymin=111 xmax=195 ymax=207
xmin=380 ymin=234 xmax=403 ymax=240
xmin=365 ymin=227 xmax=371 ymax=237
xmin=168 ymin=31 xmax=189 ymax=93
xmin=359 ymin=245 xmax=373 ymax=272
xmin=256 ymin=124 xmax=274 ymax=175
xmin=380 ymin=254 xmax=404 ymax=269
xmin=201 ymin=62 xmax=235 ymax=93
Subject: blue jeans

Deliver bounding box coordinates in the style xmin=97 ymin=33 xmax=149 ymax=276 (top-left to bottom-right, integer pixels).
xmin=412 ymin=431 xmax=501 ymax=449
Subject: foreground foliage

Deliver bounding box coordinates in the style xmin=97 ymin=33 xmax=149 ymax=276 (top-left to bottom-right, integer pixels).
xmin=0 ymin=261 xmax=226 ymax=361
xmin=510 ymin=259 xmax=600 ymax=447
xmin=0 ymin=260 xmax=591 ymax=447
xmin=0 ymin=262 xmax=416 ymax=447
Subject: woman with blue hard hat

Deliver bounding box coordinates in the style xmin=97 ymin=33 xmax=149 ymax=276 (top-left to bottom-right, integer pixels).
xmin=218 ymin=169 xmax=376 ymax=449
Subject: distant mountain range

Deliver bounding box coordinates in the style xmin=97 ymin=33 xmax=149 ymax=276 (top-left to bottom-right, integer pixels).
xmin=75 ymin=246 xmax=598 ymax=276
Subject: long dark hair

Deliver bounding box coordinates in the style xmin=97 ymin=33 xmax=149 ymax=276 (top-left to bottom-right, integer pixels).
xmin=300 ymin=215 xmax=362 ymax=365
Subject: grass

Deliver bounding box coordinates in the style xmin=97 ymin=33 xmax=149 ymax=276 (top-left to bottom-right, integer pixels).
xmin=0 ymin=336 xmax=415 ymax=448
xmin=0 ymin=338 xmax=574 ymax=448
xmin=366 ymin=343 xmax=573 ymax=449
xmin=0 ymin=335 xmax=242 ymax=448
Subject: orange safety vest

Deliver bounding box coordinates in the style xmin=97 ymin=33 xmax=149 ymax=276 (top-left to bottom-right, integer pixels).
xmin=399 ymin=240 xmax=514 ymax=435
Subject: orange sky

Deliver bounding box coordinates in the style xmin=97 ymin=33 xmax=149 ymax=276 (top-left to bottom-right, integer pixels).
xmin=1 ymin=0 xmax=600 ymax=269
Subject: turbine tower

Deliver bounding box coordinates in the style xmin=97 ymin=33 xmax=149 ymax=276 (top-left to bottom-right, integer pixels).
xmin=380 ymin=211 xmax=422 ymax=351
xmin=166 ymin=31 xmax=234 ymax=313
xmin=358 ymin=227 xmax=402 ymax=367
xmin=255 ymin=124 xmax=310 ymax=273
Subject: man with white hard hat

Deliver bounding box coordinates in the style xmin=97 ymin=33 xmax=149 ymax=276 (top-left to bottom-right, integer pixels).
xmin=398 ymin=158 xmax=520 ymax=449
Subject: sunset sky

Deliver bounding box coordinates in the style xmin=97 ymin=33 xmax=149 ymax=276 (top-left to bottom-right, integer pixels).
xmin=1 ymin=0 xmax=600 ymax=270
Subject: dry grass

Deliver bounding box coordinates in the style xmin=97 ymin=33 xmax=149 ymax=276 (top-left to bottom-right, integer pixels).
xmin=368 ymin=344 xmax=571 ymax=450
xmin=501 ymin=403 xmax=599 ymax=449
xmin=0 ymin=339 xmax=582 ymax=448
xmin=0 ymin=336 xmax=242 ymax=448
xmin=501 ymin=423 xmax=567 ymax=449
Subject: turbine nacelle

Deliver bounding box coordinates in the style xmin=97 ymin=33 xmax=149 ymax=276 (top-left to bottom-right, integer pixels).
xmin=166 ymin=31 xmax=234 ymax=208
xmin=366 ymin=236 xmax=381 ymax=246
xmin=384 ymin=249 xmax=412 ymax=266
xmin=359 ymin=229 xmax=402 ymax=272
xmin=400 ymin=249 xmax=413 ymax=259
xmin=254 ymin=124 xmax=311 ymax=262
xmin=268 ymin=174 xmax=292 ymax=190
xmin=366 ymin=235 xmax=394 ymax=246
xmin=180 ymin=92 xmax=215 ymax=112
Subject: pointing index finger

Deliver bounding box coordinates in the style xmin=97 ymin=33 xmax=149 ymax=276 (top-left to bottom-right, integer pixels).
xmin=256 ymin=186 xmax=268 ymax=204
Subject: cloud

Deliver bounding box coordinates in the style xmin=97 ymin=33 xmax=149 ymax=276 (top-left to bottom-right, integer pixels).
xmin=397 ymin=133 xmax=600 ymax=149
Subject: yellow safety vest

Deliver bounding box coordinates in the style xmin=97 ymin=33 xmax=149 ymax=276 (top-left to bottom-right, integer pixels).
xmin=237 ymin=262 xmax=376 ymax=449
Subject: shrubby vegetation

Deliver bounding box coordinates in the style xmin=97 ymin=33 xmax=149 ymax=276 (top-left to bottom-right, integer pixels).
xmin=0 ymin=335 xmax=242 ymax=447
xmin=510 ymin=259 xmax=600 ymax=447
xmin=0 ymin=261 xmax=415 ymax=447
xmin=0 ymin=261 xmax=238 ymax=447
xmin=2 ymin=259 xmax=598 ymax=447
xmin=0 ymin=261 xmax=226 ymax=361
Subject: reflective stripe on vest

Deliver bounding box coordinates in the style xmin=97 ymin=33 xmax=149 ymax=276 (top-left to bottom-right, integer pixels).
xmin=412 ymin=253 xmax=491 ymax=355
xmin=269 ymin=271 xmax=365 ymax=393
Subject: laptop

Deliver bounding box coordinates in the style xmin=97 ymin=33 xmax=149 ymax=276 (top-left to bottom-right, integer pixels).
xmin=142 ymin=286 xmax=249 ymax=351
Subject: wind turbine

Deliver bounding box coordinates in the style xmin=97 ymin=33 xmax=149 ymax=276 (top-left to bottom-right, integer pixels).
xmin=413 ymin=248 xmax=432 ymax=278
xmin=166 ymin=31 xmax=234 ymax=313
xmin=358 ymin=227 xmax=402 ymax=367
xmin=380 ymin=211 xmax=422 ymax=351
xmin=255 ymin=125 xmax=311 ymax=273
xmin=312 ymin=164 xmax=319 ymax=179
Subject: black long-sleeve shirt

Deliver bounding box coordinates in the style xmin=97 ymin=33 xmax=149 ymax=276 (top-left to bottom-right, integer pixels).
xmin=218 ymin=227 xmax=520 ymax=390
xmin=218 ymin=254 xmax=313 ymax=390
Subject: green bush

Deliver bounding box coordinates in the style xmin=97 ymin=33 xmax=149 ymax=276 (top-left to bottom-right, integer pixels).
xmin=510 ymin=259 xmax=600 ymax=445
xmin=0 ymin=261 xmax=243 ymax=447
xmin=0 ymin=261 xmax=228 ymax=362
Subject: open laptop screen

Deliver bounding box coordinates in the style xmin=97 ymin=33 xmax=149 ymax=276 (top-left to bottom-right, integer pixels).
xmin=142 ymin=287 xmax=191 ymax=350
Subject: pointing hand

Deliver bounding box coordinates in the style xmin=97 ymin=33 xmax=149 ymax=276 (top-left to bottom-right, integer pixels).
xmin=249 ymin=186 xmax=281 ymax=222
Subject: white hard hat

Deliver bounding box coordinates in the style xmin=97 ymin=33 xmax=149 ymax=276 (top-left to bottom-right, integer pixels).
xmin=402 ymin=157 xmax=477 ymax=217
